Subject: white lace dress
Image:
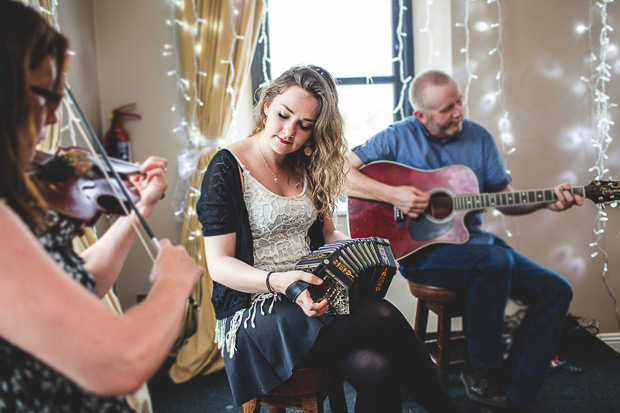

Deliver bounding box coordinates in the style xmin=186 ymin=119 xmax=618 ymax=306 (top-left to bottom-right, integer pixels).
xmin=214 ymin=156 xmax=335 ymax=405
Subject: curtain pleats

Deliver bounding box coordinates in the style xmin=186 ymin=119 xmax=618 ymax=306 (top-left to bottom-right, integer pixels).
xmin=169 ymin=0 xmax=264 ymax=381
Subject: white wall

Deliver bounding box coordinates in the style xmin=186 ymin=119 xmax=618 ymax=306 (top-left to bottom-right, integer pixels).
xmin=59 ymin=0 xmax=185 ymax=307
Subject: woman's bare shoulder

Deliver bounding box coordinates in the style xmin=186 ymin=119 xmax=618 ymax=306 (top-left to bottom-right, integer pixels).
xmin=0 ymin=201 xmax=42 ymax=253
xmin=226 ymin=136 xmax=256 ymax=167
xmin=0 ymin=200 xmax=26 ymax=229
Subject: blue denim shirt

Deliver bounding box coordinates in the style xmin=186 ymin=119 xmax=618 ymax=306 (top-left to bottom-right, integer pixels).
xmin=352 ymin=117 xmax=512 ymax=245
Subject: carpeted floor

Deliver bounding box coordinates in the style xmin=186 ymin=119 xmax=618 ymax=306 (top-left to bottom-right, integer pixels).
xmin=148 ymin=324 xmax=620 ymax=412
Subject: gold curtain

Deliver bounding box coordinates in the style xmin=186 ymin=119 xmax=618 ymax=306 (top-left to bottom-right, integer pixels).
xmin=176 ymin=0 xmax=263 ymax=137
xmin=169 ymin=0 xmax=264 ymax=382
xmin=169 ymin=146 xmax=223 ymax=382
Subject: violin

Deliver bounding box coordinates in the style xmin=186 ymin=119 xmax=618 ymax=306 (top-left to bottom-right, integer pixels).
xmin=32 ymin=146 xmax=144 ymax=226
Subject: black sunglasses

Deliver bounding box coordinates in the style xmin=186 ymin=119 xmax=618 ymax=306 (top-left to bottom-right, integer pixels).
xmin=29 ymin=85 xmax=64 ymax=108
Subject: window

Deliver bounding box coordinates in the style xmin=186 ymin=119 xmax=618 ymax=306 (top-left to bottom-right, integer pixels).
xmin=252 ymin=0 xmax=414 ymax=148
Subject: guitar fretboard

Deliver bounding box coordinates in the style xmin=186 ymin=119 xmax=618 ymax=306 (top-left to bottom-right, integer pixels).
xmin=453 ymin=187 xmax=586 ymax=211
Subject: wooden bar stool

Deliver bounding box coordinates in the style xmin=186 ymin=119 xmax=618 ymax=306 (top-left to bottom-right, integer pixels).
xmin=408 ymin=281 xmax=467 ymax=388
xmin=242 ymin=366 xmax=347 ymax=413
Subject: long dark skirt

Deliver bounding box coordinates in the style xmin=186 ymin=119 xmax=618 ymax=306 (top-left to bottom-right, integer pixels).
xmin=220 ymin=295 xmax=335 ymax=406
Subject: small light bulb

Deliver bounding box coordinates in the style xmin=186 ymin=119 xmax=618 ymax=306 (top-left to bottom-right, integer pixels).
xmin=576 ymin=23 xmax=588 ymax=34
xmin=475 ymin=21 xmax=489 ymax=32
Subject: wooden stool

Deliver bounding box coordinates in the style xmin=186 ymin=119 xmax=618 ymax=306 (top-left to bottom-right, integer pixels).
xmin=408 ymin=281 xmax=467 ymax=388
xmin=242 ymin=366 xmax=347 ymax=413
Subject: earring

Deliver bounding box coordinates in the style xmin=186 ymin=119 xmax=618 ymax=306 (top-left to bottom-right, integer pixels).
xmin=304 ymin=143 xmax=312 ymax=156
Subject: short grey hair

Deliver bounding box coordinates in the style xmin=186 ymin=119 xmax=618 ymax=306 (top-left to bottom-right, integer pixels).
xmin=409 ymin=70 xmax=453 ymax=114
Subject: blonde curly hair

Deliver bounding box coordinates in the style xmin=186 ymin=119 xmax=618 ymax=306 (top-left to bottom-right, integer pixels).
xmin=250 ymin=65 xmax=348 ymax=219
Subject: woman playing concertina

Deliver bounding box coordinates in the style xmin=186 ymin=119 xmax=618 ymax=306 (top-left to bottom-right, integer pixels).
xmin=198 ymin=64 xmax=461 ymax=413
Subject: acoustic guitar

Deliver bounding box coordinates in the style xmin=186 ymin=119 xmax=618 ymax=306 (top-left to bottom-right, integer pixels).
xmin=347 ymin=161 xmax=620 ymax=260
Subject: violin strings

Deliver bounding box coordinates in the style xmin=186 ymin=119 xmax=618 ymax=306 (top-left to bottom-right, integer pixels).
xmin=63 ymin=97 xmax=157 ymax=263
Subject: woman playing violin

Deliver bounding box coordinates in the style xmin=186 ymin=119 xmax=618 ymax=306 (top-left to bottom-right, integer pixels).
xmin=0 ymin=1 xmax=203 ymax=411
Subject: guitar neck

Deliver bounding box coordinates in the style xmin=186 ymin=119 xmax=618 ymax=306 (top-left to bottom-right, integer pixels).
xmin=453 ymin=187 xmax=586 ymax=211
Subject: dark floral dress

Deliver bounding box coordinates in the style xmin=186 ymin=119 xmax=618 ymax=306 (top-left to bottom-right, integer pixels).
xmin=0 ymin=211 xmax=134 ymax=412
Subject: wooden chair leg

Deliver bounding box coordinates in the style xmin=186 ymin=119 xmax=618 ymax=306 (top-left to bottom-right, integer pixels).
xmin=300 ymin=394 xmax=321 ymax=413
xmin=436 ymin=306 xmax=451 ymax=388
xmin=414 ymin=299 xmax=429 ymax=341
xmin=268 ymin=406 xmax=285 ymax=413
xmin=242 ymin=398 xmax=261 ymax=413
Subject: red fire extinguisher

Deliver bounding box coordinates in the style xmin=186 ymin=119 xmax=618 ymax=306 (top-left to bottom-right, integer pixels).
xmin=104 ymin=103 xmax=141 ymax=162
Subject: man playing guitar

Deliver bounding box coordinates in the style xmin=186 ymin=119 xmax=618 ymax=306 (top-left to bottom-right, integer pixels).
xmin=346 ymin=70 xmax=583 ymax=411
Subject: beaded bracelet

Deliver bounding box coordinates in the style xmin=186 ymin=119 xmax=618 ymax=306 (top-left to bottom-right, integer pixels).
xmin=265 ymin=271 xmax=277 ymax=294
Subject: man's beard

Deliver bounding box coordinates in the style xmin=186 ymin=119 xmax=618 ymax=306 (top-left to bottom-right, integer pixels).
xmin=428 ymin=117 xmax=463 ymax=140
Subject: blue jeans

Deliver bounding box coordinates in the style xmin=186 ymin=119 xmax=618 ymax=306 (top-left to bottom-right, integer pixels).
xmin=399 ymin=238 xmax=572 ymax=408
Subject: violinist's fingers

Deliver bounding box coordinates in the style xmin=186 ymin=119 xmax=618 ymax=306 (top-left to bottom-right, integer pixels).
xmin=136 ymin=169 xmax=167 ymax=193
xmin=130 ymin=164 xmax=167 ymax=185
xmin=131 ymin=165 xmax=168 ymax=212
xmin=137 ymin=156 xmax=167 ymax=174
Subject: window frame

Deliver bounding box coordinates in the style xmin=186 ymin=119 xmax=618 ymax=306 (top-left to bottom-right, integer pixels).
xmin=251 ymin=0 xmax=415 ymax=122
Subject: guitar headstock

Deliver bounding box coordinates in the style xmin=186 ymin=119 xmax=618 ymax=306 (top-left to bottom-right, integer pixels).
xmin=584 ymin=180 xmax=620 ymax=204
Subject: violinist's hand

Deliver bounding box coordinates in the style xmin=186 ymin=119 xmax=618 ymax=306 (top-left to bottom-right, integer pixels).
xmin=149 ymin=238 xmax=203 ymax=286
xmin=391 ymin=186 xmax=430 ymax=219
xmin=269 ymin=270 xmax=329 ymax=317
xmin=546 ymin=182 xmax=584 ymax=212
xmin=130 ymin=156 xmax=168 ymax=216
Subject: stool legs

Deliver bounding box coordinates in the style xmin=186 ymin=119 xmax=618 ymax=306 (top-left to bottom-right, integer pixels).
xmin=414 ymin=299 xmax=429 ymax=343
xmin=436 ymin=304 xmax=451 ymax=387
xmin=242 ymin=398 xmax=260 ymax=413
xmin=414 ymin=299 xmax=465 ymax=388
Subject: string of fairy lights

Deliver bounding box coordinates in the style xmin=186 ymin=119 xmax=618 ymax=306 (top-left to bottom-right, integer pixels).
xmin=455 ymin=0 xmax=476 ymax=119
xmin=392 ymin=0 xmax=414 ymax=120
xmin=164 ymin=0 xmax=236 ymax=221
xmin=454 ymin=0 xmax=517 ymax=240
xmin=419 ymin=0 xmax=436 ymax=69
xmin=456 ymin=0 xmax=515 ymax=171
xmin=451 ymin=0 xmax=618 ymax=326
xmin=583 ymin=0 xmax=619 ymax=326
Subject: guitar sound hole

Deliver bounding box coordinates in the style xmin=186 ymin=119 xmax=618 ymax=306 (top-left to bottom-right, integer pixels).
xmin=428 ymin=192 xmax=453 ymax=220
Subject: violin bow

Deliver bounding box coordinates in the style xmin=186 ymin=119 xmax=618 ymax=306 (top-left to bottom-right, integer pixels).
xmin=64 ymin=87 xmax=198 ymax=308
xmin=64 ymin=87 xmax=159 ymax=250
